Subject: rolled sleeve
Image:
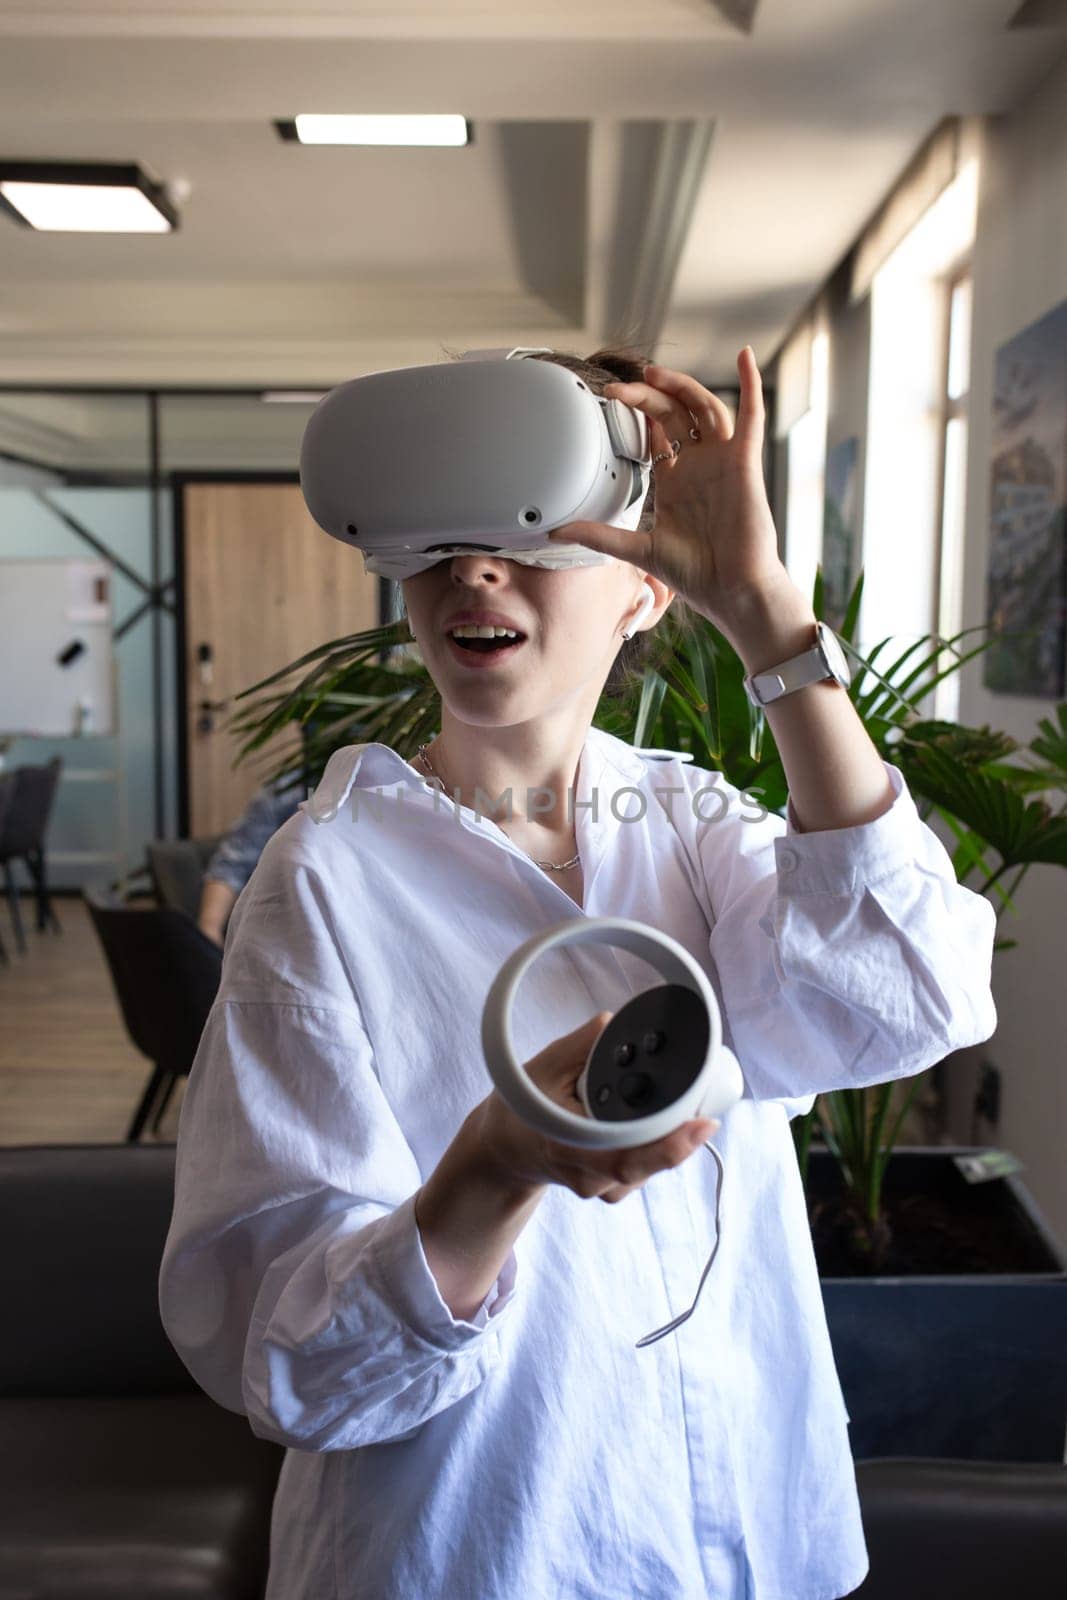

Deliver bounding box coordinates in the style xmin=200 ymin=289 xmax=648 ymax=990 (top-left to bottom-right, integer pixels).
xmin=772 ymin=763 xmax=932 ymax=895
xmin=697 ymin=761 xmax=998 ymax=1105
xmin=371 ymin=1193 xmax=519 ymax=1344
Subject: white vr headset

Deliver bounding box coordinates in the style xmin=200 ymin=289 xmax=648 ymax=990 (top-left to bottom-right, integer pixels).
xmin=299 ymin=347 xmax=653 ymax=581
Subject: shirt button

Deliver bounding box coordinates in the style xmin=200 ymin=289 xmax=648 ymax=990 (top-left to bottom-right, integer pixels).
xmin=779 ymin=846 xmax=798 ymax=871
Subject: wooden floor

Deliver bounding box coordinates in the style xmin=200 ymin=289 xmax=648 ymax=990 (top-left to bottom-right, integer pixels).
xmin=0 ymin=895 xmax=186 ymax=1146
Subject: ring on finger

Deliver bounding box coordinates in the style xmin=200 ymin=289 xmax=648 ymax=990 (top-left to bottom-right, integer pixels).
xmin=651 ymin=437 xmax=683 ymax=470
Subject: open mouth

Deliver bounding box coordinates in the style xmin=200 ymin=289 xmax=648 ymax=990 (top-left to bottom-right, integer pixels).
xmin=451 ymin=635 xmax=524 ymax=653
xmin=446 ymin=627 xmax=527 ymax=659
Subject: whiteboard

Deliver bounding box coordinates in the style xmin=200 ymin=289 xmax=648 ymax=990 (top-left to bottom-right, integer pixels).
xmin=0 ymin=559 xmax=115 ymax=736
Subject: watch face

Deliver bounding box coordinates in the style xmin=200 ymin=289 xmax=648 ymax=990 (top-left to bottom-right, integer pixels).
xmin=817 ymin=623 xmax=851 ymax=687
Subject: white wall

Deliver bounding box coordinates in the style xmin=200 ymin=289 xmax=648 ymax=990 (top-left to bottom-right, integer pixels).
xmin=953 ymin=54 xmax=1067 ymax=1243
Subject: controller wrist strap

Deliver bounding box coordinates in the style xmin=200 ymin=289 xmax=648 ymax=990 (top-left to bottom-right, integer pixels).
xmin=634 ymin=1142 xmax=726 ymax=1349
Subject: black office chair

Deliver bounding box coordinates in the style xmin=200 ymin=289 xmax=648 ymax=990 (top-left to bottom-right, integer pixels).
xmin=0 ymin=774 xmax=11 ymax=966
xmin=0 ymin=1143 xmax=282 ymax=1598
xmin=0 ymin=756 xmax=63 ymax=953
xmin=83 ymin=888 xmax=223 ymax=1141
xmin=147 ymin=834 xmax=223 ymax=920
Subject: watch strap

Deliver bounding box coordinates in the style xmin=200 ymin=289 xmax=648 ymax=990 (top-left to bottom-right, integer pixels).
xmin=743 ymin=625 xmax=837 ymax=707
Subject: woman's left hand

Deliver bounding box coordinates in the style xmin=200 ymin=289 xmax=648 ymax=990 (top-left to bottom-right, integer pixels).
xmin=548 ymin=347 xmax=790 ymax=635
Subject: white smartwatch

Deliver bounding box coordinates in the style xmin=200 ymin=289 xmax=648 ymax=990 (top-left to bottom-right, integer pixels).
xmin=742 ymin=620 xmax=851 ymax=707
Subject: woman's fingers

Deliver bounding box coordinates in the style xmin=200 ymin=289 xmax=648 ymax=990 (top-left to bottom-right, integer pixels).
xmin=512 ymin=1013 xmax=722 ymax=1201
xmin=602 ymin=380 xmax=696 ymax=455
xmin=589 ymin=1117 xmax=719 ymax=1201
xmin=523 ymin=1011 xmax=611 ymax=1101
xmin=643 ymin=364 xmax=733 ymax=440
xmin=545 ymin=517 xmax=653 ymax=566
xmin=603 ymin=353 xmax=756 ymax=462
xmin=638 ymin=364 xmax=736 ymax=444
xmin=733 ymin=345 xmax=766 ymax=455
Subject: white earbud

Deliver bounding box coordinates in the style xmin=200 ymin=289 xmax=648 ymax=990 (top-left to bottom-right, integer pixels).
xmin=621 ymin=583 xmax=657 ymax=640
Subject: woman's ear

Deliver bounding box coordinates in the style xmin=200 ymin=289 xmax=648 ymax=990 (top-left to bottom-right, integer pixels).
xmin=626 ymin=574 xmax=674 ymax=636
xmin=621 ymin=585 xmax=656 ymax=639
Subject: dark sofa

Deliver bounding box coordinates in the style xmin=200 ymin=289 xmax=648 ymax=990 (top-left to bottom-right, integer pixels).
xmin=0 ymin=1144 xmax=282 ymax=1599
xmin=1 ymin=1143 xmax=1064 ymax=1598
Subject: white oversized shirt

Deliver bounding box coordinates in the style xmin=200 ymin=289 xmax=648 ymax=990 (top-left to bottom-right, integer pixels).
xmin=159 ymin=726 xmax=997 ymax=1600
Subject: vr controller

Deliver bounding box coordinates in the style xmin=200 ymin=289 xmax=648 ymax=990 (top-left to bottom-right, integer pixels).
xmin=483 ymin=918 xmax=742 ymax=1347
xmin=481 ymin=917 xmax=744 ymax=1151
xmin=299 ymin=350 xmax=653 ymax=581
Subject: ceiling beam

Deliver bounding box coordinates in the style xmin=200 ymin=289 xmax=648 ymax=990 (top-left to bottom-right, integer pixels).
xmin=0 ymin=2 xmax=751 ymax=44
xmin=708 ymin=0 xmax=760 ymax=32
xmin=1008 ymin=0 xmax=1067 ymax=25
xmin=612 ymin=120 xmax=717 ymax=352
xmin=583 ymin=121 xmax=626 ymax=345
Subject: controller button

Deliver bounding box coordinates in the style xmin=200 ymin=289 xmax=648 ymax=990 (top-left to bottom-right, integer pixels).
xmin=619 ymin=1070 xmax=655 ymax=1108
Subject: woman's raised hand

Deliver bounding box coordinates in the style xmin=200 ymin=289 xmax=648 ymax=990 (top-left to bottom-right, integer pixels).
xmin=471 ymin=1012 xmax=717 ymax=1205
xmin=547 ymin=347 xmax=792 ymax=640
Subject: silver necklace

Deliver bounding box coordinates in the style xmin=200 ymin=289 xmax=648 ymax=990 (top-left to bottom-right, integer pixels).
xmin=412 ymin=741 xmax=581 ymax=872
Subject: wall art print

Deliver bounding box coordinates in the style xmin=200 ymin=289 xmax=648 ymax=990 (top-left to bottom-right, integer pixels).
xmin=985 ymin=299 xmax=1067 ymax=698
xmin=822 ymin=435 xmax=860 ymax=630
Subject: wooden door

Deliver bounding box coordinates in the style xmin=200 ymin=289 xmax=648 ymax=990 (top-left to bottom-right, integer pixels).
xmin=183 ymin=482 xmax=378 ymax=836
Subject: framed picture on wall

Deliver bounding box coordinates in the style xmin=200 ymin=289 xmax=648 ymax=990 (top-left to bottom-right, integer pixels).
xmin=822 ymin=435 xmax=860 ymax=629
xmin=984 ymin=299 xmax=1067 ymax=698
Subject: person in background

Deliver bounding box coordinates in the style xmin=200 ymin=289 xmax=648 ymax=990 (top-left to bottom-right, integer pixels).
xmin=197 ymin=779 xmax=303 ymax=945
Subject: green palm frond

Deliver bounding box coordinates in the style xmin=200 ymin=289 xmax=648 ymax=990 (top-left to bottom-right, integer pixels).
xmin=894 ymin=737 xmax=1067 ymax=874
xmin=1028 ymin=703 xmax=1067 ymax=785
xmin=850 ymin=626 xmax=993 ymax=727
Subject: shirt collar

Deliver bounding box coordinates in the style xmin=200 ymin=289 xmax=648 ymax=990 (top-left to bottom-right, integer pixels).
xmin=300 ymin=724 xmax=647 ymax=827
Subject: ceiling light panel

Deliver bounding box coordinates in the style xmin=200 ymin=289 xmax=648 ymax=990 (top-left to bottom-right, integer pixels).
xmin=0 ymin=162 xmax=178 ymax=232
xmin=284 ymin=115 xmax=471 ymax=147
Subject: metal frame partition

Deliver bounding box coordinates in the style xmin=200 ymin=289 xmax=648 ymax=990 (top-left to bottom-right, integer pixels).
xmin=0 ymin=385 xmax=390 ymax=860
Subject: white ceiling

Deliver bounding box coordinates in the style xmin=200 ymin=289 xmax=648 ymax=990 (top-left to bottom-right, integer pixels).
xmin=0 ymin=0 xmax=1063 ymax=389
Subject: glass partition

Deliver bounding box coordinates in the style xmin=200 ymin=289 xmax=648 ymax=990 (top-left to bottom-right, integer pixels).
xmin=0 ymin=385 xmax=390 ymax=890
xmin=0 ymin=392 xmax=178 ymax=888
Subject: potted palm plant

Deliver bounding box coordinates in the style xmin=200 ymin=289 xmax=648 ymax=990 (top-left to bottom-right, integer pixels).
xmin=229 ymin=573 xmax=1067 ymax=1462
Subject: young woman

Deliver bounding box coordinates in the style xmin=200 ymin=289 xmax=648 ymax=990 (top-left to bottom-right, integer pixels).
xmin=160 ymin=347 xmax=997 ymax=1600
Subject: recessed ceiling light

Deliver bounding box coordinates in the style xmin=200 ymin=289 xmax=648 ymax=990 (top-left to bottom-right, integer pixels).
xmin=276 ymin=115 xmax=472 ymax=148
xmin=260 ymin=391 xmax=329 ymax=404
xmin=0 ymin=161 xmax=179 ymax=233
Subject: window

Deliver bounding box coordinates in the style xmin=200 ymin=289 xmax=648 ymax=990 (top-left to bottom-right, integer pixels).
xmin=934 ymin=271 xmax=973 ymax=721
xmin=784 ymin=328 xmax=830 ymax=605
xmin=861 ymin=158 xmax=978 ymax=712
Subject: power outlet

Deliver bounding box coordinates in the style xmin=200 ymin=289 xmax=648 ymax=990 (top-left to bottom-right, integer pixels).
xmin=975 ymin=1060 xmax=1002 ymax=1126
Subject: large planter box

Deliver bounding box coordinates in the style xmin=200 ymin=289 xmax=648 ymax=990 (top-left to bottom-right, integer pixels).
xmin=807 ymin=1146 xmax=1067 ymax=1462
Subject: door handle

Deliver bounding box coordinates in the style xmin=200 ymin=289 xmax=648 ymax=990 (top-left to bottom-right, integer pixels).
xmin=196 ymin=695 xmax=230 ymax=735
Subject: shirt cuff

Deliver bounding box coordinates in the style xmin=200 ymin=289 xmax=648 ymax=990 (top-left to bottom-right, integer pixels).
xmin=774 ymin=761 xmax=926 ymax=896
xmin=365 ymin=1192 xmax=519 ymax=1351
